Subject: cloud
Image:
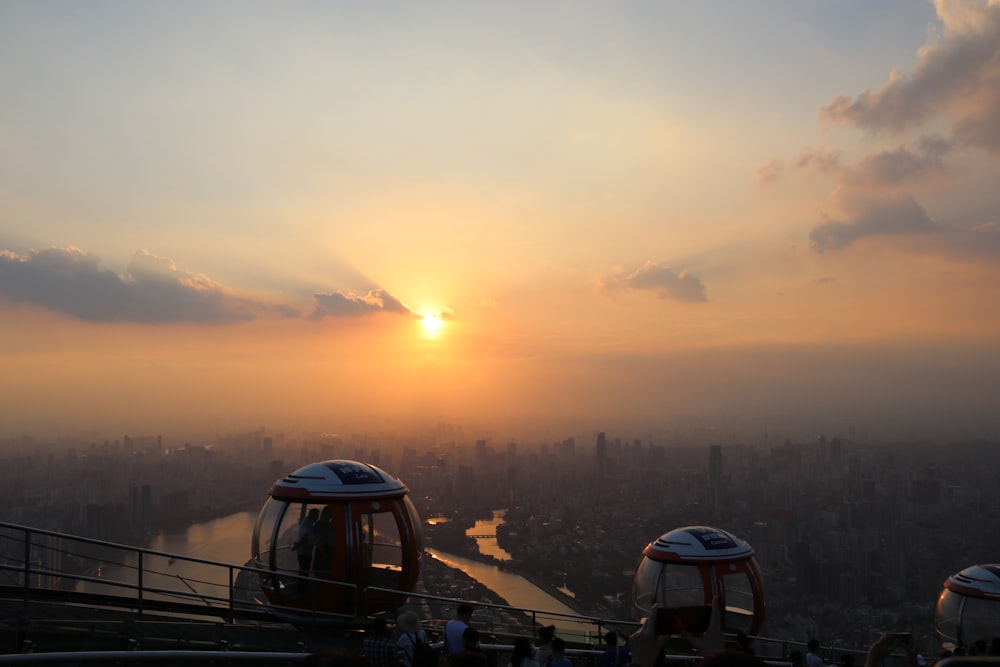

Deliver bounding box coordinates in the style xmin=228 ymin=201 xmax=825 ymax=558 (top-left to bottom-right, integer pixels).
xmin=821 ymin=0 xmax=1000 ymax=151
xmin=756 ymin=159 xmax=786 ymax=186
xmin=467 ymin=298 xmax=498 ymax=313
xmin=810 ymin=189 xmax=936 ymax=252
xmin=847 ymin=137 xmax=952 ymax=187
xmin=912 ymin=220 xmax=1000 ymax=259
xmin=759 ymin=139 xmax=949 ymax=189
xmin=756 ymin=149 xmax=842 ymax=186
xmin=760 ymin=1 xmax=999 ymax=261
xmin=599 ymin=261 xmax=707 ymax=303
xmin=310 ymin=288 xmax=417 ymax=319
xmin=0 ymin=247 xmax=297 ymax=323
xmin=809 ymin=187 xmax=1000 ymax=258
xmin=794 ymin=148 xmax=843 ymax=174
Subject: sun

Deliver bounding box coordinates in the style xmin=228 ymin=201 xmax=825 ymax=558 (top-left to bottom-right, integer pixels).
xmin=421 ymin=312 xmax=443 ymax=335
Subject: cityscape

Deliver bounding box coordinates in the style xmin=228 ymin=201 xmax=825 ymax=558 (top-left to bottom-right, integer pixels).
xmin=2 ymin=420 xmax=997 ymax=657
xmin=3 ymin=0 xmax=1000 ymax=661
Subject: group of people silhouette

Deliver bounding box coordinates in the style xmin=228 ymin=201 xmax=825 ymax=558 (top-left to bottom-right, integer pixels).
xmin=341 ymin=594 xmax=994 ymax=667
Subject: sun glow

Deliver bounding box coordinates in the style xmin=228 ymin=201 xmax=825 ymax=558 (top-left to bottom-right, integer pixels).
xmin=422 ymin=312 xmax=443 ymax=335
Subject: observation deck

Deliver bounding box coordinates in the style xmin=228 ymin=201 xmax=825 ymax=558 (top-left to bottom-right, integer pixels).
xmin=0 ymin=521 xmax=860 ymax=665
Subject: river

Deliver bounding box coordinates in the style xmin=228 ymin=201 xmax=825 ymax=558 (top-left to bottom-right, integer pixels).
xmin=77 ymin=510 xmax=585 ymax=630
xmin=78 ymin=511 xmax=260 ymax=603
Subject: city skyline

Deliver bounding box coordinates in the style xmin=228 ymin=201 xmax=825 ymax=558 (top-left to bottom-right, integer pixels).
xmin=2 ymin=1 xmax=1000 ymax=437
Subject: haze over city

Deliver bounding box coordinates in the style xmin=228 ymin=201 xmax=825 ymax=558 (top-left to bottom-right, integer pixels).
xmin=2 ymin=1 xmax=999 ymax=439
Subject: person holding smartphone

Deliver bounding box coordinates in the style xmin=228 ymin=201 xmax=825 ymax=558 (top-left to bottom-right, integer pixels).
xmin=628 ymin=597 xmax=727 ymax=667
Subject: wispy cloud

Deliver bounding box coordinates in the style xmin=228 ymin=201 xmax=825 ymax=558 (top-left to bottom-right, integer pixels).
xmin=598 ymin=261 xmax=707 ymax=303
xmin=758 ymin=138 xmax=950 ymax=189
xmin=0 ymin=247 xmax=298 ymax=323
xmin=756 ymin=148 xmax=842 ymax=186
xmin=310 ymin=289 xmax=417 ymax=319
xmin=467 ymin=298 xmax=498 ymax=313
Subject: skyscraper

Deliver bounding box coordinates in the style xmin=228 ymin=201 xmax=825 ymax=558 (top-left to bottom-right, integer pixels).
xmin=708 ymin=445 xmax=723 ymax=509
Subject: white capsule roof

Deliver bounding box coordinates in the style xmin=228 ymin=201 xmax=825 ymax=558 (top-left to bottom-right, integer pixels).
xmin=944 ymin=564 xmax=1000 ymax=600
xmin=269 ymin=460 xmax=409 ymax=500
xmin=642 ymin=526 xmax=755 ymax=563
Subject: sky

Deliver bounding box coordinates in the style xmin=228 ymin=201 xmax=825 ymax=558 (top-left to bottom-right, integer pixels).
xmin=2 ymin=0 xmax=1000 ymax=440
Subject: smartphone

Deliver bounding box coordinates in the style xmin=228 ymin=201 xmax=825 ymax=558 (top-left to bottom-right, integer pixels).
xmin=654 ymin=605 xmax=713 ymax=635
xmin=889 ymin=633 xmax=912 ymax=645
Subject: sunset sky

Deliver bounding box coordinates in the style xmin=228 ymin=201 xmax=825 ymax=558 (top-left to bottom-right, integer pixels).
xmin=2 ymin=1 xmax=999 ymax=439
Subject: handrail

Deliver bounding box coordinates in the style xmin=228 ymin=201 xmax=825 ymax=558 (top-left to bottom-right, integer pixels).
xmin=0 ymin=520 xmax=871 ymax=661
xmin=0 ymin=519 xmax=628 ymax=639
xmin=0 ymin=649 xmax=800 ymax=666
xmin=0 ymin=521 xmax=357 ymax=625
xmin=0 ymin=649 xmax=310 ymax=664
xmin=0 ymin=521 xmax=251 ymax=580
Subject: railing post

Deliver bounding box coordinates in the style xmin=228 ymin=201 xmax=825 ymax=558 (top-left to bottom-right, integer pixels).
xmin=22 ymin=528 xmax=31 ymax=614
xmin=229 ymin=566 xmax=235 ymax=624
xmin=137 ymin=551 xmax=143 ymax=616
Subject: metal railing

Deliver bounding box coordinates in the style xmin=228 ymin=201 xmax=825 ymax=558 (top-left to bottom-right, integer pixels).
xmin=0 ymin=521 xmax=631 ymax=649
xmin=0 ymin=649 xmax=307 ymax=665
xmin=0 ymin=521 xmax=871 ymax=664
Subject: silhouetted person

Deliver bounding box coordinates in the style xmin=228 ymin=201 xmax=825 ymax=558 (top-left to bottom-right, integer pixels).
xmin=397 ymin=610 xmax=432 ymax=667
xmin=535 ymin=625 xmax=557 ymax=666
xmin=294 ymin=508 xmax=320 ymax=579
xmin=445 ymin=604 xmax=474 ymax=657
xmin=807 ymin=640 xmax=823 ymax=667
xmin=548 ymin=637 xmax=572 ymax=667
xmin=450 ymin=627 xmax=488 ymax=667
xmin=509 ymin=636 xmax=540 ymax=667
xmin=364 ymin=617 xmax=403 ymax=667
xmin=598 ymin=631 xmax=630 ymax=667
xmin=312 ymin=506 xmax=334 ymax=577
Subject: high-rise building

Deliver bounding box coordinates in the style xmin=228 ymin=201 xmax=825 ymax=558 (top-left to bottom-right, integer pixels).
xmin=708 ymin=445 xmax=723 ymax=508
xmin=595 ymin=432 xmax=607 ymax=466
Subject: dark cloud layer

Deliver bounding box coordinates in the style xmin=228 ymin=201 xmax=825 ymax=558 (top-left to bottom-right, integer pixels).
xmin=810 ymin=188 xmax=1000 ymax=258
xmin=821 ymin=0 xmax=1000 ymax=152
xmin=810 ymin=191 xmax=935 ymax=252
xmin=0 ymin=246 xmax=298 ymax=324
xmin=599 ymin=261 xmax=707 ymax=303
xmin=848 ymin=137 xmax=952 ymax=187
xmin=310 ymin=288 xmax=417 ymax=319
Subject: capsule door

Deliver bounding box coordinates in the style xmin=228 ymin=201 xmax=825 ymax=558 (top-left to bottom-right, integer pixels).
xmin=712 ymin=559 xmax=765 ymax=634
xmin=348 ymin=498 xmax=412 ymax=614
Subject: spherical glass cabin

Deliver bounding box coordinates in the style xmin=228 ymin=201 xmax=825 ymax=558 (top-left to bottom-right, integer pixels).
xmin=251 ymin=460 xmax=423 ymax=618
xmin=632 ymin=526 xmax=765 ymax=635
xmin=935 ymin=564 xmax=1000 ymax=649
